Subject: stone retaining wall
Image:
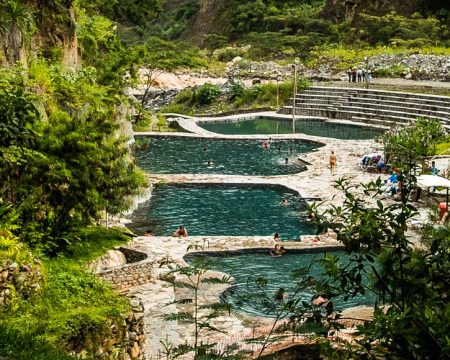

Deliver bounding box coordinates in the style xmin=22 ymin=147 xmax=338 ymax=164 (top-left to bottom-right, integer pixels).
xmin=97 ymin=261 xmax=155 ymax=291
xmin=0 ymin=260 xmax=43 ymax=307
xmin=97 ymin=252 xmax=155 ymax=291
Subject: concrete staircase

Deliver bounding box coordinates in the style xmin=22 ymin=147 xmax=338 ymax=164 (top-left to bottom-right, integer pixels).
xmin=280 ymin=86 xmax=450 ymax=130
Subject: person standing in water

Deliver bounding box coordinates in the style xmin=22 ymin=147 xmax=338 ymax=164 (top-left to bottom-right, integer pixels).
xmin=329 ymin=151 xmax=337 ymax=175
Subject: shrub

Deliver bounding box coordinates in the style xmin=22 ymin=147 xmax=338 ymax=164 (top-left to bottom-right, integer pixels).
xmin=228 ymin=79 xmax=245 ymax=99
xmin=194 ymin=83 xmax=221 ymax=105
xmin=217 ymin=47 xmax=246 ymax=62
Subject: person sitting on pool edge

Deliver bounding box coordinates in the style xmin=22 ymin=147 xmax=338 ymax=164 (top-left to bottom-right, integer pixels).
xmin=312 ymin=295 xmax=329 ymax=307
xmin=273 ymin=232 xmax=281 ymax=242
xmin=270 ymin=244 xmax=286 ymax=256
xmin=173 ymin=226 xmax=188 ymax=237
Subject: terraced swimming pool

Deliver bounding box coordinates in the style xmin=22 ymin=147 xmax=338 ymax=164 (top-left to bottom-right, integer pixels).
xmin=199 ymin=117 xmax=382 ymax=140
xmin=185 ymin=249 xmax=375 ymax=317
xmin=127 ymin=184 xmax=314 ymax=238
xmin=134 ymin=136 xmax=320 ymax=176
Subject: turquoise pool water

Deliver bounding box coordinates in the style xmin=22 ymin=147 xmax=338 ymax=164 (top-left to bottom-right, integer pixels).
xmin=127 ymin=184 xmax=314 ymax=238
xmin=133 ymin=136 xmax=320 ymax=176
xmin=185 ymin=250 xmax=375 ymax=317
xmin=200 ymin=117 xmax=382 ymax=140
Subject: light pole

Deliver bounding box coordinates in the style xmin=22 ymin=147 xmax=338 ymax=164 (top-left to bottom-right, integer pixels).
xmin=276 ymin=75 xmax=282 ymax=110
xmin=364 ymin=56 xmax=369 ymax=89
xmin=292 ymin=58 xmax=300 ymax=134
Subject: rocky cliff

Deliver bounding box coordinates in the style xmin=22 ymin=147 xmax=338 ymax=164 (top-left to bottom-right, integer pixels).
xmin=0 ymin=0 xmax=80 ymax=68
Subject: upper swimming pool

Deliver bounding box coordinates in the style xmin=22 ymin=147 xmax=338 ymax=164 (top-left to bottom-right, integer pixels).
xmin=134 ymin=136 xmax=321 ymax=176
xmin=199 ymin=117 xmax=382 ymax=140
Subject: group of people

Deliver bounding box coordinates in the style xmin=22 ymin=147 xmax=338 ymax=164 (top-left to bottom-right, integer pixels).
xmin=347 ymin=68 xmax=372 ymax=83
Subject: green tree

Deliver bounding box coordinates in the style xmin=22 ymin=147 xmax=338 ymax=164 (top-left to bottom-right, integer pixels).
xmin=380 ymin=118 xmax=446 ymax=170
xmin=203 ymin=34 xmax=228 ymax=62
xmin=309 ymin=174 xmax=450 ymax=359
xmin=0 ymin=78 xmax=145 ymax=252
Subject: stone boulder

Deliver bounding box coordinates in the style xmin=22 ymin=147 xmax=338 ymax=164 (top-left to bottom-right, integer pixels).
xmin=92 ymin=250 xmax=127 ymax=272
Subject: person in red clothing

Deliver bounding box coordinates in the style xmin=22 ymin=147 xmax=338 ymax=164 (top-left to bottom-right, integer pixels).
xmin=438 ymin=202 xmax=448 ymax=223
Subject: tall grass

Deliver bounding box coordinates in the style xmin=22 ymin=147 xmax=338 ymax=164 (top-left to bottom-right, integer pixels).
xmin=0 ymin=227 xmax=130 ymax=359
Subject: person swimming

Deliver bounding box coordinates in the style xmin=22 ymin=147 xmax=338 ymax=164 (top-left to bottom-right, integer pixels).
xmin=270 ymin=244 xmax=286 ymax=256
xmin=173 ymin=226 xmax=188 ymax=237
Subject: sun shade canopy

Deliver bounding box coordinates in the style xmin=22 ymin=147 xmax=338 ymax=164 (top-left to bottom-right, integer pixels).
xmin=416 ymin=175 xmax=450 ymax=188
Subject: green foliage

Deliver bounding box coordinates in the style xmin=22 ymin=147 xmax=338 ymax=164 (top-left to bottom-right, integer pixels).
xmin=358 ymin=12 xmax=445 ymax=46
xmin=195 ymin=83 xmax=222 ymax=105
xmin=380 ymin=118 xmax=446 ymax=168
xmin=217 ymin=47 xmax=247 ymax=62
xmin=143 ymin=36 xmax=207 ymax=70
xmin=235 ymin=79 xmax=308 ymax=108
xmin=308 ymin=172 xmax=450 ymax=358
xmin=160 ymin=248 xmax=238 ymax=359
xmin=162 ymin=78 xmax=310 ymax=115
xmin=145 ymin=0 xmax=201 ymax=40
xmin=0 ymin=226 xmax=129 ymax=359
xmin=0 ymin=324 xmax=73 ymax=360
xmin=82 ymin=0 xmax=162 ymax=28
xmin=156 ymin=112 xmax=168 ymax=131
xmin=76 ymin=7 xmax=116 ymax=59
xmin=203 ymin=33 xmax=228 ymax=61
xmin=0 ymin=67 xmax=145 ymax=253
xmin=228 ymin=79 xmax=245 ymax=99
xmin=62 ymin=226 xmax=129 ymax=263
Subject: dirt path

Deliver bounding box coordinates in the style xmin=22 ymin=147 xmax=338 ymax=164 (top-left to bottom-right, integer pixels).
xmin=315 ymin=78 xmax=450 ymax=95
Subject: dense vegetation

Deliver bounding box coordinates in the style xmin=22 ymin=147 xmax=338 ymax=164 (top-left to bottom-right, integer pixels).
xmin=0 ymin=0 xmax=450 ymax=358
xmin=124 ymin=0 xmax=450 ymax=62
xmin=162 ymin=78 xmax=310 ymax=115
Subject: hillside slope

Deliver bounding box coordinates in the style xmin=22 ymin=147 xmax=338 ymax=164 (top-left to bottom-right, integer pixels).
xmin=322 ymin=0 xmax=446 ymax=22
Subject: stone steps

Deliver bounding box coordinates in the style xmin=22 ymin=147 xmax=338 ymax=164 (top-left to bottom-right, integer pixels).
xmin=308 ymin=86 xmax=450 ymax=104
xmin=340 ymin=105 xmax=450 ymax=123
xmin=302 ymin=90 xmax=450 ymax=108
xmin=280 ymin=86 xmax=450 ymax=129
xmin=346 ymin=97 xmax=450 ymax=113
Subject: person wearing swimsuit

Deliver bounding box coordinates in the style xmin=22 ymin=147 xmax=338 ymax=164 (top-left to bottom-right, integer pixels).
xmin=329 ymin=151 xmax=337 ymax=175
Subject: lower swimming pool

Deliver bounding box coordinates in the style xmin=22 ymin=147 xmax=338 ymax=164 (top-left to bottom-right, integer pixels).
xmin=185 ymin=249 xmax=375 ymax=317
xmin=127 ymin=183 xmax=314 ymax=238
xmin=133 ymin=136 xmax=320 ymax=176
xmin=199 ymin=117 xmax=383 ymax=140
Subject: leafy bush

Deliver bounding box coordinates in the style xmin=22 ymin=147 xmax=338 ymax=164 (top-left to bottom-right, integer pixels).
xmin=194 ymin=83 xmax=222 ymax=104
xmin=0 ymin=227 xmax=130 ymax=359
xmin=228 ymin=79 xmax=245 ymax=99
xmin=217 ymin=47 xmax=247 ymax=62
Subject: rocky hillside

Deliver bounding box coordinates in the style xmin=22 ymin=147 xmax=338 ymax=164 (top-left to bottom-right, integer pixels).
xmin=322 ymin=0 xmax=426 ymax=22
xmin=0 ymin=0 xmax=79 ymax=68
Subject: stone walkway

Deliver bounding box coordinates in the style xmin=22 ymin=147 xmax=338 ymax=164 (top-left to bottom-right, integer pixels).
xmin=125 ymin=119 xmax=439 ymax=358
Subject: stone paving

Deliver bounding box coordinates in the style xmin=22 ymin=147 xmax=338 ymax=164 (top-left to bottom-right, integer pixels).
xmin=125 ymin=115 xmax=440 ymax=358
